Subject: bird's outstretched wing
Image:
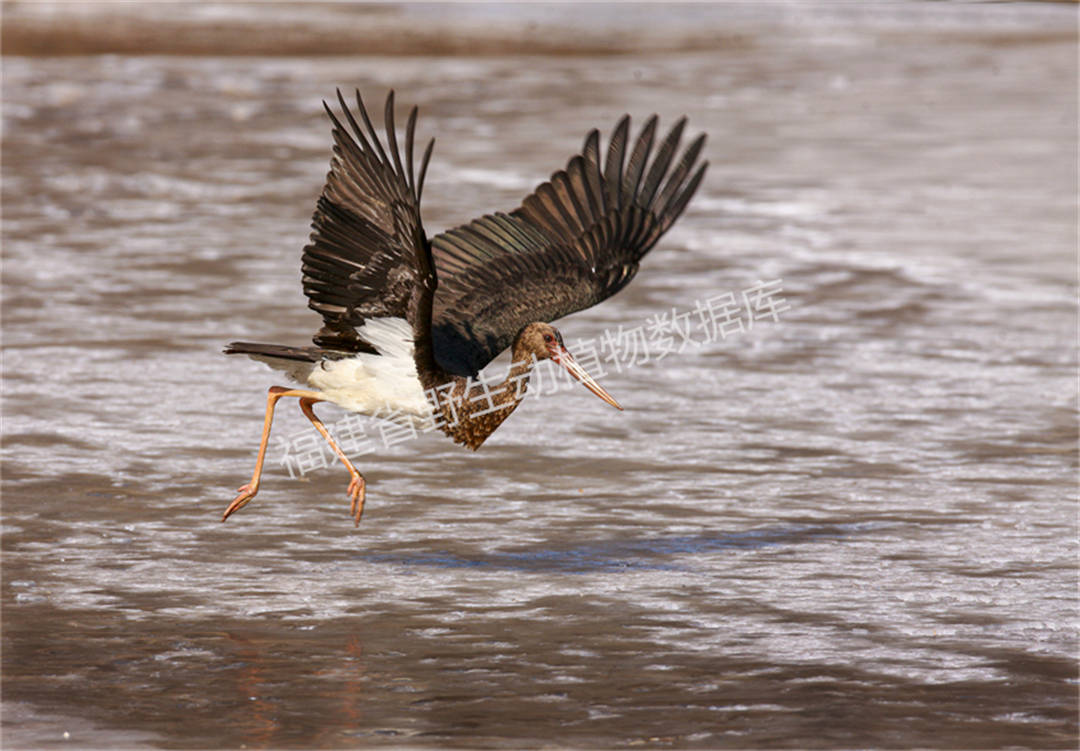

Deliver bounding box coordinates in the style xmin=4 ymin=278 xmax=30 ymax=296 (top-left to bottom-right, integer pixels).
xmin=430 ymin=115 xmax=707 ymax=376
xmin=301 ymin=89 xmax=437 ymax=368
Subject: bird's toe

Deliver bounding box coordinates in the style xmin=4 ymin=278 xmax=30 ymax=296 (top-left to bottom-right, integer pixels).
xmin=222 ymin=484 xmax=258 ymax=522
xmin=347 ymin=475 xmax=367 ymax=526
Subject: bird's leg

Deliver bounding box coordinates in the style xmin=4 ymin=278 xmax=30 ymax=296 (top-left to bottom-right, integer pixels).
xmin=222 ymin=386 xmax=323 ymax=522
xmin=297 ymin=398 xmax=367 ymax=526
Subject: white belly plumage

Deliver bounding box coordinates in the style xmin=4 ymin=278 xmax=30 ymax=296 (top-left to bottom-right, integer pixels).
xmin=254 ymin=317 xmax=435 ymax=428
xmin=308 ymin=318 xmax=434 ymax=424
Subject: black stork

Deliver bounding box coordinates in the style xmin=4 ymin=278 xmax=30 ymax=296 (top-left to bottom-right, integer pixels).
xmin=223 ymin=90 xmax=706 ymax=525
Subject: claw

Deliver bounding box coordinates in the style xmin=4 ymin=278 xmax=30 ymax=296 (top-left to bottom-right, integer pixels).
xmin=222 ymin=482 xmax=258 ymax=522
xmin=347 ymin=474 xmax=366 ymax=526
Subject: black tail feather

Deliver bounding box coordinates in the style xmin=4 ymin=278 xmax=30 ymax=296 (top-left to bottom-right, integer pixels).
xmin=224 ymin=342 xmax=322 ymax=362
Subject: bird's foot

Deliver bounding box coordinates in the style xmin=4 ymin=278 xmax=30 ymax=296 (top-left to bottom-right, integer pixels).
xmin=348 ymin=474 xmax=366 ymax=527
xmin=222 ymin=482 xmax=258 ymax=522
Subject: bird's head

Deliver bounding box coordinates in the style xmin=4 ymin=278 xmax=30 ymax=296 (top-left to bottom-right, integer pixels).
xmin=517 ymin=323 xmax=623 ymax=411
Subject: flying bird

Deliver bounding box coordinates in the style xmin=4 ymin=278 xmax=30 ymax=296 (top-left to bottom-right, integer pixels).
xmin=223 ymin=90 xmax=706 ymax=525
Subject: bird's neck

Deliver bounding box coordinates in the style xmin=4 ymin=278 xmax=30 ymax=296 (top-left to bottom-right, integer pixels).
xmin=432 ymin=341 xmax=538 ymax=451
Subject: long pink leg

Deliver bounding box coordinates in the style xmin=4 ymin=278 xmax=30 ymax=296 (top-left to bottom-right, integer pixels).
xmin=298 ymin=398 xmax=367 ymax=526
xmin=221 ymin=386 xmax=323 ymax=522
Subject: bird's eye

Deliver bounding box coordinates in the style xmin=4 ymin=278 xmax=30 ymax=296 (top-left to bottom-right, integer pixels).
xmin=543 ymin=334 xmax=554 ymax=343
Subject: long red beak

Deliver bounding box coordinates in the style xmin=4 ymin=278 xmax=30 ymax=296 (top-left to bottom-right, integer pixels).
xmin=551 ymin=346 xmax=623 ymax=411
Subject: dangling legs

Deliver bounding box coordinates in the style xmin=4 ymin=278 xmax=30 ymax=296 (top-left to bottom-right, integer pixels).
xmin=222 ymin=386 xmax=323 ymax=522
xmin=298 ymin=398 xmax=367 ymax=526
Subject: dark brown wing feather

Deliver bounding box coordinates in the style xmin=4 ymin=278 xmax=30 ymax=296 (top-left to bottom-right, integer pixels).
xmin=430 ymin=115 xmax=707 ymax=376
xmin=301 ymin=89 xmax=437 ymax=370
